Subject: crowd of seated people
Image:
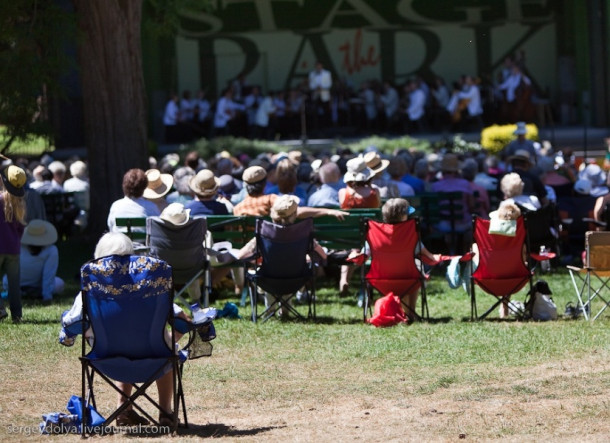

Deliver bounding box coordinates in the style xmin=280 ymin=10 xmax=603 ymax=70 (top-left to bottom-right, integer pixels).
xmin=2 ymin=126 xmax=609 ymax=320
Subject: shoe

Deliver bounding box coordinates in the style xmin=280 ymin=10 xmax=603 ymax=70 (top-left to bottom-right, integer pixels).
xmin=11 ymin=316 xmax=22 ymax=324
xmin=296 ymin=290 xmax=309 ymax=304
xmin=158 ymin=410 xmax=176 ymax=427
xmin=0 ymin=307 xmax=7 ymax=321
xmin=340 ymin=283 xmax=350 ymax=297
xmin=116 ymin=409 xmax=150 ymax=426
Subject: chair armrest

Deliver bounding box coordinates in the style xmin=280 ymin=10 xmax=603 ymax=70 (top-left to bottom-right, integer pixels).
xmin=530 ymin=252 xmax=557 ymax=262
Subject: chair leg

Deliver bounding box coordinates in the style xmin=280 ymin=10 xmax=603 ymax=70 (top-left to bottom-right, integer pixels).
xmin=470 ymin=275 xmax=477 ymax=321
xmin=249 ymin=281 xmax=257 ymax=323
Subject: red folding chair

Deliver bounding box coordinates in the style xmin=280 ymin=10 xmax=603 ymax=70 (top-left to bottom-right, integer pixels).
xmin=362 ymin=219 xmax=434 ymax=322
xmin=468 ymin=215 xmax=548 ymax=320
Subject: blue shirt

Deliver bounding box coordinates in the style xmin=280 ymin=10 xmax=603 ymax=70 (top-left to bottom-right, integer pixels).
xmin=401 ymin=174 xmax=426 ymax=194
xmin=185 ymin=199 xmax=229 ymax=216
xmin=307 ymin=184 xmax=340 ymax=207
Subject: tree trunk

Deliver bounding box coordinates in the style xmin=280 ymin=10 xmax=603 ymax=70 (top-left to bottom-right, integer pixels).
xmin=72 ymin=0 xmax=148 ymax=238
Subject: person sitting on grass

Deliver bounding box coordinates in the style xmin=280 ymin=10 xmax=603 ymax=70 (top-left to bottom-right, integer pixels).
xmin=59 ymin=232 xmax=190 ymax=427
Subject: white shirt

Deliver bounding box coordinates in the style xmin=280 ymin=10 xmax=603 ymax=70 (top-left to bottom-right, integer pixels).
xmin=255 ymin=97 xmax=276 ymax=127
xmin=457 ymin=84 xmax=483 ymax=116
xmin=63 ymin=177 xmax=90 ymax=210
xmin=163 ymin=100 xmax=179 ymax=125
xmin=379 ymin=87 xmax=399 ymax=119
xmin=308 ymin=69 xmax=332 ymax=102
xmin=244 ymin=94 xmax=262 ymax=125
xmin=180 ymin=98 xmax=194 ymax=121
xmin=107 ymin=196 xmax=160 ymax=232
xmin=214 ymin=97 xmax=245 ymax=128
xmin=192 ymin=98 xmax=211 ymax=122
xmin=498 ymin=73 xmax=530 ymax=102
xmin=361 ymin=88 xmax=377 ymax=120
xmin=407 ymin=88 xmax=426 ymax=121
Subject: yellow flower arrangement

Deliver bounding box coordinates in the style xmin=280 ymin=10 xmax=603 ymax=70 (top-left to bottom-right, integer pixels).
xmin=480 ymin=123 xmax=538 ymax=154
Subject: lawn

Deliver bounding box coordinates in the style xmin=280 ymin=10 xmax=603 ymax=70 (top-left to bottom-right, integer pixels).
xmin=0 ymin=234 xmax=609 ymax=441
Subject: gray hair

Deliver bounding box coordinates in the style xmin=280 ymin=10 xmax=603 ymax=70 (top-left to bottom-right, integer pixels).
xmin=172 ymin=166 xmax=196 ymax=195
xmin=94 ymin=232 xmax=134 ymax=258
xmin=500 ymin=172 xmax=524 ymax=198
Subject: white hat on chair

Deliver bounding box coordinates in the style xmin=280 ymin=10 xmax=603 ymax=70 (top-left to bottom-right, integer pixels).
xmin=160 ymin=203 xmax=191 ymax=226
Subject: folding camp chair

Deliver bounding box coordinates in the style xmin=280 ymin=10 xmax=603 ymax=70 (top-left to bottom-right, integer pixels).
xmin=146 ymin=216 xmax=211 ymax=308
xmin=567 ymin=231 xmax=610 ymax=320
xmin=468 ymin=216 xmax=540 ymax=320
xmin=362 ymin=219 xmax=444 ymax=322
xmin=79 ymin=255 xmax=186 ymax=435
xmin=523 ymin=203 xmax=562 ymax=270
xmin=246 ymin=218 xmax=317 ymax=322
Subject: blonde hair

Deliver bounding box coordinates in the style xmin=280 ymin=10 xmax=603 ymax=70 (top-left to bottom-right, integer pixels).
xmin=500 ymin=173 xmax=524 ymax=198
xmin=2 ymin=190 xmax=26 ymax=224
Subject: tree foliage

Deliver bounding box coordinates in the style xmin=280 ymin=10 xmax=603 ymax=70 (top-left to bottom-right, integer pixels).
xmin=0 ymin=0 xmax=74 ymax=154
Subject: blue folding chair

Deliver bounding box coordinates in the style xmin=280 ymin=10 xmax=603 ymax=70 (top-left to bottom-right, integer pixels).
xmin=246 ymin=218 xmax=317 ymax=322
xmin=79 ymin=255 xmax=186 ymax=435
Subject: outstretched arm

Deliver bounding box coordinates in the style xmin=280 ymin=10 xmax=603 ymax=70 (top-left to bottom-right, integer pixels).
xmin=297 ymin=207 xmax=349 ymax=220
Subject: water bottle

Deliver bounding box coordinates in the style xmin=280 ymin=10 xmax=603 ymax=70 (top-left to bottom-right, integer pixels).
xmin=539 ymin=246 xmax=551 ymax=273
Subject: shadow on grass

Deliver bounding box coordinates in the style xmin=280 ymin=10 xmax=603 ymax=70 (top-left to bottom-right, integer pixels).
xmin=422 ymin=316 xmax=453 ymax=324
xmin=313 ymin=315 xmax=363 ymax=325
xmin=178 ymin=422 xmax=282 ymax=438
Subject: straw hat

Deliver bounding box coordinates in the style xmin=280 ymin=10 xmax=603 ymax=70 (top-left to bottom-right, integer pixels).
xmin=189 ymin=169 xmax=220 ymax=197
xmin=271 ymin=195 xmax=299 ymax=219
xmin=0 ymin=165 xmax=26 ymax=197
xmin=21 ymin=219 xmax=58 ymax=246
xmin=288 ymin=150 xmax=302 ymax=165
xmin=344 ymin=157 xmax=372 ymax=183
xmin=160 ymin=203 xmax=191 ymax=226
xmin=514 ymin=121 xmax=527 ymax=135
xmin=143 ymin=169 xmax=173 ymax=199
xmin=363 ymin=151 xmax=389 ymax=176
xmin=440 ymin=153 xmax=460 ymax=172
xmin=242 ymin=166 xmax=267 ymax=184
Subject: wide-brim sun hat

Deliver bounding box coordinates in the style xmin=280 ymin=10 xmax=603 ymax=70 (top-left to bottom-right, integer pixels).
xmin=271 ymin=195 xmax=300 ymax=218
xmin=363 ymin=151 xmax=390 ymax=176
xmin=160 ymin=202 xmax=191 ymax=226
xmin=21 ymin=219 xmax=58 ymax=246
xmin=344 ymin=157 xmax=372 ymax=183
xmin=143 ymin=169 xmax=173 ymax=199
xmin=189 ymin=169 xmax=220 ymax=197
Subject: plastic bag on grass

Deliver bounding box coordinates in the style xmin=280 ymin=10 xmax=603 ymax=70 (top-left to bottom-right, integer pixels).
xmin=367 ymin=292 xmax=408 ymax=327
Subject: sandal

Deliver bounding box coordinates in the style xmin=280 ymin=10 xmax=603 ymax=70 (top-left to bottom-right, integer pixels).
xmin=116 ymin=409 xmax=149 ymax=426
xmin=158 ymin=410 xmax=177 ymax=427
